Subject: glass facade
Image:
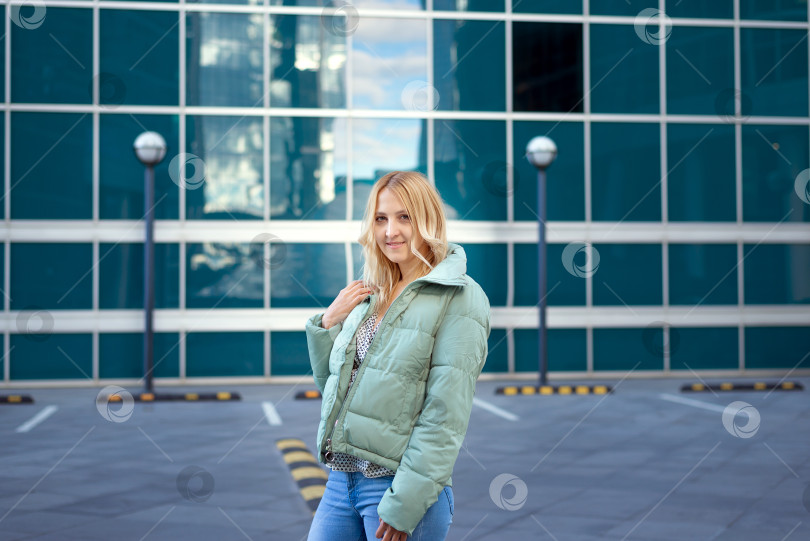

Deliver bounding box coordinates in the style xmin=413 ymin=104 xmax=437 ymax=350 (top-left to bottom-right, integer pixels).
xmin=2 ymin=1 xmax=809 ymax=384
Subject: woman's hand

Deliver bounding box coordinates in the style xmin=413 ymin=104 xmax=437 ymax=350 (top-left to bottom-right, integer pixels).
xmin=322 ymin=279 xmax=373 ymax=329
xmin=376 ymin=518 xmax=407 ymax=540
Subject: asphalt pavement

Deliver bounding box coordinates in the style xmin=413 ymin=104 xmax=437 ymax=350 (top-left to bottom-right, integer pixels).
xmin=1 ymin=377 xmax=809 ymax=541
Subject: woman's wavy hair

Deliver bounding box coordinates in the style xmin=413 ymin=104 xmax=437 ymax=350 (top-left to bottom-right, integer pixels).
xmin=358 ymin=171 xmax=448 ymax=309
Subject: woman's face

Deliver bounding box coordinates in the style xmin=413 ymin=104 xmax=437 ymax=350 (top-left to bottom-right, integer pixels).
xmin=374 ymin=188 xmax=425 ymax=269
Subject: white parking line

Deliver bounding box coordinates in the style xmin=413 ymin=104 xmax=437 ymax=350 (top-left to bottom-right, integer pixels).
xmin=262 ymin=401 xmax=282 ymax=426
xmin=16 ymin=405 xmax=59 ymax=433
xmin=472 ymin=397 xmax=519 ymax=422
xmin=659 ymin=393 xmax=727 ymax=413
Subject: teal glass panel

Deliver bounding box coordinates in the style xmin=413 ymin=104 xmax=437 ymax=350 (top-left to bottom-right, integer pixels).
xmin=514 ymin=243 xmax=586 ymax=306
xmin=186 ymin=243 xmax=263 ymax=308
xmin=590 ymin=0 xmax=656 ymax=16
xmin=100 ymin=10 xmax=179 ymax=106
xmin=0 ymin=110 xmax=3 ymax=220
xmin=272 ymin=0 xmax=423 ymax=7
xmin=99 ymin=333 xmax=180 ymax=379
xmin=667 ymin=123 xmax=735 ymax=222
xmin=514 ymin=121 xmax=584 ymax=221
xmin=271 ymin=15 xmax=346 ymax=108
xmin=271 ymin=117 xmax=347 ymax=219
xmin=11 ymin=113 xmax=92 ymax=219
xmin=436 ymin=0 xmax=504 ymax=10
xmin=186 ymin=332 xmax=263 ymax=377
xmin=186 ymin=115 xmax=264 ymax=220
xmin=0 ymin=7 xmax=4 ymax=103
xmin=513 ymin=0 xmax=582 ymax=14
xmin=11 ymin=243 xmax=92 ymax=310
xmin=592 ymin=244 xmax=662 ymax=306
xmin=271 ymin=243 xmax=346 ymax=308
xmin=591 ymin=123 xmax=661 ymax=221
xmin=742 ymin=124 xmax=810 ymax=222
xmin=666 ymin=27 xmax=733 ymax=115
xmin=590 ymin=25 xmax=658 ymax=114
xmin=186 ymin=12 xmax=263 ymax=107
xmin=743 ymin=244 xmax=810 ymax=304
xmin=741 ymin=0 xmax=808 ymax=21
xmin=593 ymin=328 xmax=664 ymax=371
xmin=514 ymin=23 xmax=583 ymax=112
xmin=351 ymin=18 xmax=426 ymax=110
xmin=100 ymin=114 xmax=179 ymax=220
xmin=668 ymin=244 xmax=737 ymax=305
xmin=434 ymin=20 xmax=505 ymax=111
xmin=741 ymin=28 xmax=809 ymax=117
xmin=434 ymin=119 xmax=507 ymax=221
xmin=482 ymin=329 xmax=508 ymax=373
xmin=10 ymin=334 xmax=92 ymax=380
xmin=351 ymin=242 xmax=364 ymax=280
xmin=515 ymin=328 xmax=588 ymax=372
xmin=352 ymin=119 xmax=427 ymax=219
xmin=190 ymin=0 xmax=259 ymax=3
xmin=11 ymin=8 xmax=92 ymax=104
xmin=670 ymin=327 xmax=738 ymax=370
xmin=270 ymin=331 xmax=308 ymax=376
xmin=99 ymin=243 xmax=180 ymax=309
xmin=464 ymin=244 xmax=507 ymax=306
xmin=665 ymin=1 xmax=733 ymax=18
xmin=745 ymin=326 xmax=810 ymax=369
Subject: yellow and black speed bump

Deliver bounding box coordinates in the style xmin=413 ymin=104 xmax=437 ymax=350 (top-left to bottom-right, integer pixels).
xmin=1 ymin=394 xmax=34 ymax=405
xmin=101 ymin=391 xmax=241 ymax=403
xmin=496 ymin=384 xmax=613 ymax=395
xmin=295 ymin=390 xmax=323 ymax=400
xmin=681 ymin=381 xmax=804 ymax=393
xmin=276 ymin=438 xmax=327 ymax=514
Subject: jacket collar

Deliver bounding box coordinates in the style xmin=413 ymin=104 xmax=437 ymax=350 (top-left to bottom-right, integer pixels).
xmin=362 ymin=242 xmax=468 ymax=307
xmin=410 ymin=241 xmax=468 ymax=287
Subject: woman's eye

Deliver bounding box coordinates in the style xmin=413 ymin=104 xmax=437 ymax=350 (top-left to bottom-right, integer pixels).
xmin=400 ymin=215 xmax=409 ymax=220
xmin=375 ymin=217 xmax=386 ymax=222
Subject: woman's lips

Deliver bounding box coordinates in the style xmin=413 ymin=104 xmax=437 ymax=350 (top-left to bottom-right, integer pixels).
xmin=387 ymin=242 xmax=404 ymax=248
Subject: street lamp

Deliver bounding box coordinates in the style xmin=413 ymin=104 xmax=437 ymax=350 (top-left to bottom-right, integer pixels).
xmin=526 ymin=136 xmax=557 ymax=387
xmin=133 ymin=132 xmax=167 ymax=395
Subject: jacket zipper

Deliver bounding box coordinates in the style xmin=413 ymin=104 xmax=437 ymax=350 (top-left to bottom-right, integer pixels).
xmin=322 ymin=281 xmax=419 ymax=463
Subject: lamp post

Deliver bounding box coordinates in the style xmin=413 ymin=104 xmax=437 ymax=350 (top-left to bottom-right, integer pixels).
xmin=526 ymin=136 xmax=557 ymax=387
xmin=133 ymin=132 xmax=167 ymax=394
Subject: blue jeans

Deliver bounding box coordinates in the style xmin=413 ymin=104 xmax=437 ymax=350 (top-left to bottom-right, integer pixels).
xmin=307 ymin=469 xmax=454 ymax=541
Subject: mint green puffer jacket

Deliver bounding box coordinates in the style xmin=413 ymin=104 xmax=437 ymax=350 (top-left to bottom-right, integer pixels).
xmin=305 ymin=242 xmax=491 ymax=535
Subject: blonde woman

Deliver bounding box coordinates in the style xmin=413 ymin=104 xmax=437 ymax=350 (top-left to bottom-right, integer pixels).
xmin=305 ymin=171 xmax=491 ymax=540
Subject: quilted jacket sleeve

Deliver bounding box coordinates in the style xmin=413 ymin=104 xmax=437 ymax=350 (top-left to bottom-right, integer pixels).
xmin=376 ymin=286 xmax=491 ymax=535
xmin=305 ymin=313 xmax=343 ymax=394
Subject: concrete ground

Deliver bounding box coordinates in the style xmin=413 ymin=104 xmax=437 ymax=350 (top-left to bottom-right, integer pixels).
xmin=1 ymin=377 xmax=809 ymax=541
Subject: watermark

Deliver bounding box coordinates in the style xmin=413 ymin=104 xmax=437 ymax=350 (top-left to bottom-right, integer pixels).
xmin=642 ymin=322 xmax=680 ymax=358
xmin=92 ymin=73 xmax=127 ymax=109
xmin=722 ymin=401 xmax=760 ymax=439
xmin=634 ymin=8 xmax=673 ymax=45
xmin=168 ymin=153 xmax=206 ymax=190
xmin=489 ymin=473 xmax=528 ymax=511
xmin=320 ymin=1 xmax=359 ymax=38
xmin=794 ymin=168 xmax=810 ymax=205
xmin=251 ymin=233 xmax=288 ymax=270
xmin=714 ymin=88 xmax=752 ymax=124
xmin=802 ymin=484 xmax=810 ymax=514
xmin=481 ymin=161 xmax=518 ymax=198
xmin=177 ymin=466 xmax=215 ymax=503
xmin=401 ymin=80 xmax=439 ymax=112
xmin=96 ymin=385 xmax=135 ymax=423
xmin=10 ymin=1 xmax=46 ymax=30
xmin=16 ymin=306 xmax=54 ymax=342
xmin=561 ymin=242 xmax=600 ymax=278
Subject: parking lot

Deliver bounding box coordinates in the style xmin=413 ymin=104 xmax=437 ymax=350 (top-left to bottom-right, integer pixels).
xmin=2 ymin=377 xmax=809 ymax=541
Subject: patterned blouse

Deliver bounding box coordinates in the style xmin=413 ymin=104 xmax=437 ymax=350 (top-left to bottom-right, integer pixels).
xmin=328 ymin=310 xmax=396 ymax=478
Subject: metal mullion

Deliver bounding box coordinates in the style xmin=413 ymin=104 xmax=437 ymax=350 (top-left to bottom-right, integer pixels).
xmin=734 ymin=0 xmax=745 ymax=373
